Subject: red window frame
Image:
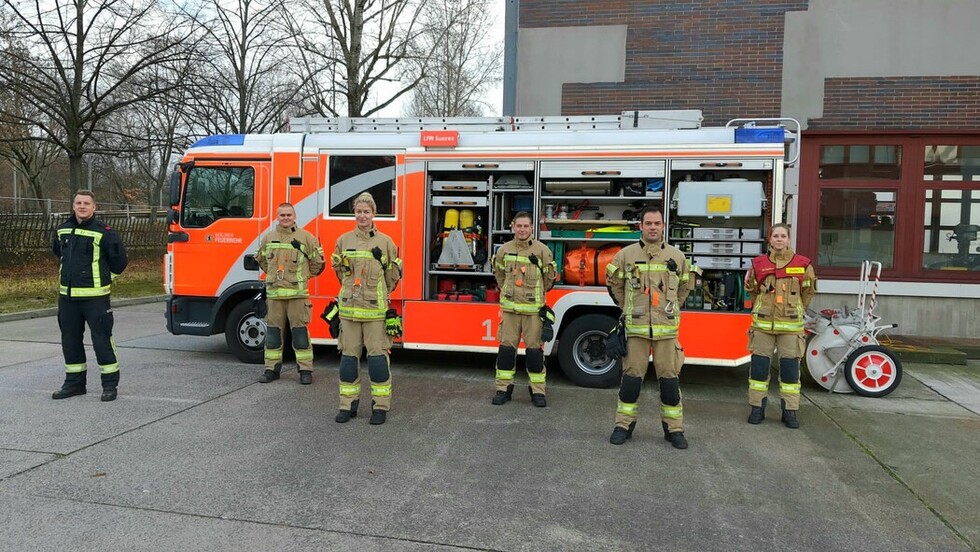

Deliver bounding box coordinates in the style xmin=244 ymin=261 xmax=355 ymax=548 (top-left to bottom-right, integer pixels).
xmin=798 ymin=132 xmax=980 ymax=283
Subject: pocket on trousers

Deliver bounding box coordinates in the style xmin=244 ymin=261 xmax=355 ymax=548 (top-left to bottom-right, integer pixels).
xmin=99 ymin=310 xmax=115 ymax=336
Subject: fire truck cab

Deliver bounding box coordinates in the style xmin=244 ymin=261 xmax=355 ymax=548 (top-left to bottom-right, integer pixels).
xmin=164 ymin=111 xmax=798 ymax=388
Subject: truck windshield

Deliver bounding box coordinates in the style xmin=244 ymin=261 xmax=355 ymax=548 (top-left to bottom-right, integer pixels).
xmin=181 ymin=166 xmax=255 ymax=228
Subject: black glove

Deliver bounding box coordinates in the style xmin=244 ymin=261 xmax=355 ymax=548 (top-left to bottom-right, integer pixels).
xmin=320 ymin=300 xmax=341 ymax=338
xmin=528 ymin=253 xmax=539 ymax=266
xmin=384 ymin=308 xmax=403 ymax=337
xmin=371 ymin=247 xmax=384 ymax=263
xmin=539 ymin=305 xmax=555 ymax=342
xmin=252 ymin=288 xmax=267 ymax=318
xmin=604 ymin=317 xmax=627 ymax=360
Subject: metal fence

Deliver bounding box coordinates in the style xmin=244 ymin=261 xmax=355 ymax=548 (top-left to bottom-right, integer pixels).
xmin=0 ymin=211 xmax=167 ymax=265
xmin=0 ymin=195 xmax=163 ymax=216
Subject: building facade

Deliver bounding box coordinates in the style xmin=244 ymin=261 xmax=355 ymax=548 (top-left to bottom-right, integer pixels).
xmin=512 ymin=0 xmax=980 ymax=338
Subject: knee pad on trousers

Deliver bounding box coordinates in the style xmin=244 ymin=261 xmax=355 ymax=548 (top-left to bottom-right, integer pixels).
xmin=525 ymin=348 xmax=544 ymax=373
xmin=266 ymin=327 xmax=282 ymax=349
xmin=339 ymin=355 xmax=358 ymax=382
xmin=779 ymin=357 xmax=800 ymax=384
xmin=496 ymin=345 xmax=517 ymax=371
xmin=619 ymin=375 xmax=642 ymax=403
xmin=750 ymin=354 xmax=771 ymax=381
xmin=367 ymin=355 xmax=390 ymax=383
xmin=291 ymin=326 xmax=310 ymax=349
xmin=659 ymin=377 xmax=681 ymax=406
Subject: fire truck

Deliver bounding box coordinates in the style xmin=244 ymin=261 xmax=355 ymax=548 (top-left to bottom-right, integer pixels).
xmin=164 ymin=111 xmax=799 ymax=388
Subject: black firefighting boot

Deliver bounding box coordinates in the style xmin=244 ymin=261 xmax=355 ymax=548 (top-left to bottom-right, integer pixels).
xmin=258 ymin=363 xmax=281 ymax=383
xmin=663 ymin=422 xmax=689 ymax=450
xmin=100 ymin=372 xmax=119 ymax=402
xmin=299 ymin=370 xmax=312 ymax=385
xmin=52 ymin=372 xmax=87 ymax=400
xmin=609 ymin=421 xmax=636 ymax=445
xmin=369 ymin=410 xmax=387 ymax=425
xmin=529 ymin=386 xmax=547 ymax=408
xmin=491 ymin=384 xmax=514 ymax=405
xmin=781 ymin=400 xmax=800 ymax=429
xmin=336 ymin=400 xmax=359 ymax=423
xmin=748 ymin=397 xmax=768 ymax=424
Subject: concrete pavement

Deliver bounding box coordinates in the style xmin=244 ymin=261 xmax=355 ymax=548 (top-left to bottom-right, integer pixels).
xmin=0 ymin=301 xmax=977 ymax=551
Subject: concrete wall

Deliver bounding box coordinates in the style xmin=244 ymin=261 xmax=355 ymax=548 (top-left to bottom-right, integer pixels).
xmin=516 ymin=26 xmax=626 ymax=116
xmin=812 ymin=294 xmax=980 ymax=339
xmin=782 ymin=0 xmax=980 ymax=129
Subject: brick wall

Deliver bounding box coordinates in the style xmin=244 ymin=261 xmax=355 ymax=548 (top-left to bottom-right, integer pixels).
xmin=808 ymin=77 xmax=980 ymax=130
xmin=520 ymin=0 xmax=809 ymax=126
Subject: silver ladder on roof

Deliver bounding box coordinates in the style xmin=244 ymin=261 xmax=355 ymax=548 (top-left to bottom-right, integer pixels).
xmin=288 ymin=109 xmax=704 ymax=133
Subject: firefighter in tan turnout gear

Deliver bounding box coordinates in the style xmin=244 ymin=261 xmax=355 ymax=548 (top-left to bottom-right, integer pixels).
xmin=256 ymin=203 xmax=326 ymax=385
xmin=605 ymin=206 xmax=694 ymax=448
xmin=325 ymin=192 xmax=403 ymax=425
xmin=744 ymin=223 xmax=817 ymax=428
xmin=491 ymin=212 xmax=557 ymax=407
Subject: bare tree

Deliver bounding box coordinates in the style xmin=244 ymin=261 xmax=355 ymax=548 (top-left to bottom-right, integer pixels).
xmin=404 ymin=0 xmax=501 ymax=117
xmin=0 ymin=0 xmax=197 ymax=192
xmin=186 ymin=0 xmax=307 ymax=134
xmin=294 ymin=0 xmax=428 ymax=117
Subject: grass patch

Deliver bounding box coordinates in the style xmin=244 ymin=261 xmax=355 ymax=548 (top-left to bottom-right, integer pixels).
xmin=0 ymin=256 xmax=164 ymax=314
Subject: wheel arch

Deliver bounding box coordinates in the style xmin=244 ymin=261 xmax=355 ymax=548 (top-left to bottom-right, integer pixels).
xmin=213 ymin=281 xmax=264 ymax=336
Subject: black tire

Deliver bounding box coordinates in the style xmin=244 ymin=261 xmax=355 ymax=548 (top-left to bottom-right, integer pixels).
xmin=557 ymin=313 xmax=622 ymax=388
xmin=843 ymin=345 xmax=903 ymax=398
xmin=225 ymin=301 xmax=265 ymax=364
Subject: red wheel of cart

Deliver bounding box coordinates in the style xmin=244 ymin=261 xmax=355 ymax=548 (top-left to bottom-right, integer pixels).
xmin=843 ymin=345 xmax=903 ymax=397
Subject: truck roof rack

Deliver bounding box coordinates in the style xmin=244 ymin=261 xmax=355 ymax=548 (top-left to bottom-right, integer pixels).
xmin=288 ymin=110 xmax=704 ymax=133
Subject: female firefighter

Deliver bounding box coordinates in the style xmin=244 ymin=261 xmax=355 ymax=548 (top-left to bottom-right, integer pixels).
xmin=743 ymin=223 xmax=817 ymax=428
xmin=324 ymin=192 xmax=403 ymax=425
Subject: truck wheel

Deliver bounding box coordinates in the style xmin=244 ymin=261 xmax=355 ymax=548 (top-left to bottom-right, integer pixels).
xmin=844 ymin=345 xmax=903 ymax=397
xmin=225 ymin=301 xmax=265 ymax=364
xmin=557 ymin=313 xmax=621 ymax=388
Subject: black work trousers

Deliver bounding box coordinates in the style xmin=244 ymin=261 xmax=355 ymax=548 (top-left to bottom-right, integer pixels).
xmin=57 ymin=295 xmax=118 ymax=374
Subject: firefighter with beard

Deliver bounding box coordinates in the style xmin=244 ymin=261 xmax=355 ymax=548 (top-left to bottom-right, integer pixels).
xmin=604 ymin=206 xmax=693 ymax=448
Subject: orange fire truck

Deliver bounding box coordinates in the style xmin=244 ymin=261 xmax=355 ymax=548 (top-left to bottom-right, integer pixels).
xmin=164 ymin=111 xmax=799 ymax=388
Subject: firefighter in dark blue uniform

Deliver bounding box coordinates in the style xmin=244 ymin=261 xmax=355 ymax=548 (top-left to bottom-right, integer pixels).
xmin=51 ymin=190 xmax=128 ymax=401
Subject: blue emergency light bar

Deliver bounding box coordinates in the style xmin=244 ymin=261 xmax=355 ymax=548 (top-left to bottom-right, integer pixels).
xmin=191 ymin=134 xmax=246 ymax=147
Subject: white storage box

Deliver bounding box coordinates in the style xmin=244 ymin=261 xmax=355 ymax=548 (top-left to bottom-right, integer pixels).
xmin=740 ymin=228 xmax=762 ymax=239
xmin=690 ymin=256 xmax=751 ymax=270
xmin=742 ymin=242 xmax=763 ymax=255
xmin=675 ymin=181 xmax=765 ymax=217
xmin=693 ymin=242 xmax=739 ymax=254
xmin=692 ymin=227 xmax=739 ymax=240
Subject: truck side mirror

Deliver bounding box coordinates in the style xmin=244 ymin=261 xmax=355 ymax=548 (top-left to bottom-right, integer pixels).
xmin=168 ymin=171 xmax=182 ymax=206
xmin=243 ymin=255 xmax=260 ymax=271
xmin=167 ymin=208 xmax=179 ymax=224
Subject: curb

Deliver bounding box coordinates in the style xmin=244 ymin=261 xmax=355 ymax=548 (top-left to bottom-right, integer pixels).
xmin=0 ymin=295 xmax=168 ymax=323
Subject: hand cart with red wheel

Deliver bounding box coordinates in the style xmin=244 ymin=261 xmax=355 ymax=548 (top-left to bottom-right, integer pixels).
xmin=804 ymin=261 xmax=903 ymax=397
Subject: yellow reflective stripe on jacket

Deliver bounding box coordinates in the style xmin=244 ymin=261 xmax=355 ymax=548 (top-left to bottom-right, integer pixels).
xmin=263 ymin=242 xmax=309 ymax=295
xmin=780 ymin=381 xmax=801 ymax=395
xmin=751 ymin=319 xmax=804 ymax=332
xmin=339 ymin=383 xmax=360 ymax=396
xmin=371 ymin=382 xmax=392 ymax=397
xmin=58 ymin=228 xmax=106 ymax=294
xmin=341 ymin=306 xmax=387 ymax=320
xmin=499 ymin=299 xmax=541 ymax=313
xmin=661 ymin=404 xmax=683 ymax=419
xmin=496 ymin=368 xmax=516 ymax=381
xmin=748 ymin=378 xmax=769 ymax=392
xmin=617 ymin=401 xmax=638 ymax=415
xmin=60 ymin=284 xmax=112 ymax=298
xmin=527 ymin=370 xmax=546 ymax=384
xmin=625 ymin=322 xmax=678 ymax=338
